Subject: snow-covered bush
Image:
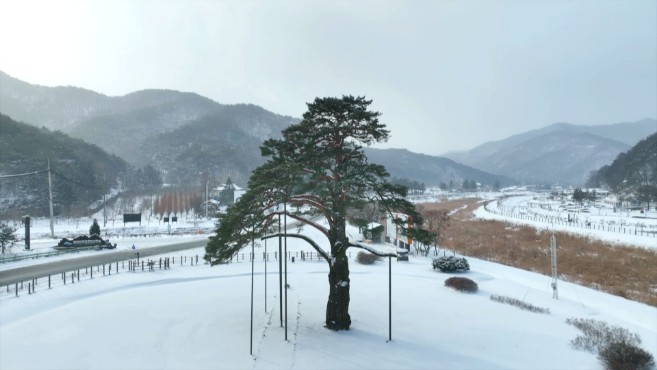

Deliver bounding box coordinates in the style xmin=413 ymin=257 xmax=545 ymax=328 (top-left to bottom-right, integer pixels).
xmin=432 ymin=256 xmax=470 ymax=272
xmin=598 ymin=341 xmax=655 ymax=370
xmin=566 ymin=317 xmax=654 ymax=370
xmin=444 ymin=277 xmax=478 ymax=293
xmin=356 ymin=251 xmax=381 ymax=265
xmin=490 ymin=295 xmax=551 ymax=314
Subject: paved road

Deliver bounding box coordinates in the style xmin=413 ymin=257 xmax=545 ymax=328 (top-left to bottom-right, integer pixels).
xmin=0 ymin=239 xmax=207 ymax=286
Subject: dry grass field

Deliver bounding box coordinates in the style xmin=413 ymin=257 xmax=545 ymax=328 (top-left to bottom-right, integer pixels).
xmin=419 ymin=198 xmax=657 ymax=307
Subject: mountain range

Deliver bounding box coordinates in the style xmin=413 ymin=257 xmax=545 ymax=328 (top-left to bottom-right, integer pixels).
xmin=1 ymin=70 xmax=654 ymax=191
xmin=444 ymin=119 xmax=656 ymax=185
xmin=0 ymin=71 xmax=508 ymax=188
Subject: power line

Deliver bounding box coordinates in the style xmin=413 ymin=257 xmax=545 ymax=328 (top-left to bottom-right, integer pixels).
xmin=0 ymin=168 xmax=104 ymax=189
xmin=51 ymin=169 xmax=104 ymax=190
xmin=0 ymin=169 xmax=49 ymax=179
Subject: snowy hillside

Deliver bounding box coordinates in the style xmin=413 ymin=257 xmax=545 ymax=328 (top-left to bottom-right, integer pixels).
xmin=1 ymin=219 xmax=655 ymax=369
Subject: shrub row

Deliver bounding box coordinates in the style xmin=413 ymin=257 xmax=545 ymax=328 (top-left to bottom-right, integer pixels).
xmin=432 ymin=256 xmax=470 ymax=272
xmin=489 ymin=294 xmax=550 ymax=314
xmin=444 ymin=277 xmax=478 ymax=293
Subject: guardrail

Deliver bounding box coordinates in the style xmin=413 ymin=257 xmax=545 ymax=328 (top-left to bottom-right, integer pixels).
xmin=0 ymin=246 xmax=102 ymax=264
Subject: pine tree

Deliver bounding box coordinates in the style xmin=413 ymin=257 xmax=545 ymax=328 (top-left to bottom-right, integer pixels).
xmin=205 ymin=96 xmax=432 ymax=330
xmin=219 ymin=177 xmax=236 ymax=206
xmin=89 ymin=219 xmax=100 ymax=236
xmin=0 ymin=223 xmax=18 ymax=254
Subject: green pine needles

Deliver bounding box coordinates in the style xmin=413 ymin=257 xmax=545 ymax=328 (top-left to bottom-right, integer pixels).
xmin=204 ymin=95 xmax=433 ymax=330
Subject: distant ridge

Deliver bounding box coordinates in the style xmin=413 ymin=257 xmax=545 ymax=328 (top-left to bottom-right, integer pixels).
xmin=443 ymin=118 xmax=656 ymax=185
xmin=364 ymin=148 xmax=513 ymax=187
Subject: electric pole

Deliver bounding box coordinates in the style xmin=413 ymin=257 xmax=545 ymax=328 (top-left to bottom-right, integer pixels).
xmin=550 ymin=232 xmax=558 ymax=300
xmin=47 ymin=159 xmax=54 ymax=238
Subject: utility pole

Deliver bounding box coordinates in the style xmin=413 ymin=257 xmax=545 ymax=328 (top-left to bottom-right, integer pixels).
xmin=103 ymin=194 xmax=107 ymax=228
xmin=550 ymin=233 xmax=558 ymax=300
xmin=205 ymin=180 xmax=209 ymax=219
xmin=47 ymin=159 xmax=54 ymax=238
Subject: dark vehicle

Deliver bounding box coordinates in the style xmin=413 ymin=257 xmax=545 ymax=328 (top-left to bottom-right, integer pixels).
xmin=54 ymin=234 xmax=116 ymax=250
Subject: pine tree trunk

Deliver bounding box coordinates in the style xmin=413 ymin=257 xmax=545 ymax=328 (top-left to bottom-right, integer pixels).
xmin=326 ymin=253 xmax=351 ymax=330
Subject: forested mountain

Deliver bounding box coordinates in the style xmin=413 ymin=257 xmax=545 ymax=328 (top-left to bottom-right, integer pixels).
xmin=3 ymin=71 xmax=507 ymax=190
xmin=139 ymin=105 xmax=296 ymax=186
xmin=0 ymin=71 xmax=221 ymax=135
xmin=67 ymin=90 xmax=222 ymax=159
xmin=0 ymin=71 xmax=298 ymax=187
xmin=587 ymin=133 xmax=657 ymax=204
xmin=0 ymin=114 xmax=128 ymax=218
xmin=443 ymin=119 xmax=655 ymax=185
xmin=364 ymin=148 xmax=513 ymax=187
xmin=0 ymin=71 xmax=111 ymax=131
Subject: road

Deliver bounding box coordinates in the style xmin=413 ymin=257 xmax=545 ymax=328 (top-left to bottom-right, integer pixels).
xmin=0 ymin=239 xmax=207 ymax=286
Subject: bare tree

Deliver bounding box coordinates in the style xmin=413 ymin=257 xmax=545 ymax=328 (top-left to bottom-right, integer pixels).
xmin=419 ymin=207 xmax=451 ymax=256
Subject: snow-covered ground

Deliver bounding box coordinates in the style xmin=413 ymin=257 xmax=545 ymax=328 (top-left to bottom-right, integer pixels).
xmin=1 ymin=219 xmax=656 ymax=369
xmin=476 ymin=195 xmax=657 ymax=249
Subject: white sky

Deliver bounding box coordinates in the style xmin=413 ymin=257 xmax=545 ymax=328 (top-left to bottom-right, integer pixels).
xmin=0 ymin=0 xmax=655 ymax=155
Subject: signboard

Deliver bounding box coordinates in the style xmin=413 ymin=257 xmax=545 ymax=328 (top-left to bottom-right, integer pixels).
xmin=123 ymin=213 xmax=142 ymax=226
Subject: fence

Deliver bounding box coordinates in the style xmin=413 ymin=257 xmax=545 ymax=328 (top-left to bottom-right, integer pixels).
xmin=484 ymin=202 xmax=657 ymax=238
xmin=3 ymin=246 xmax=410 ymax=300
xmin=1 ymin=254 xmax=201 ymax=300
xmin=227 ymin=250 xmax=339 ymax=263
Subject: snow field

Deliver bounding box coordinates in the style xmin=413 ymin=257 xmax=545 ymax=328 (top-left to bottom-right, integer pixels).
xmin=477 ymin=195 xmax=657 ymax=249
xmin=1 ymin=222 xmax=656 ymax=369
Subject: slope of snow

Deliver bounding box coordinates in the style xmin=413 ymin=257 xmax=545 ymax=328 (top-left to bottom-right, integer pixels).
xmin=1 ymin=221 xmax=655 ymax=369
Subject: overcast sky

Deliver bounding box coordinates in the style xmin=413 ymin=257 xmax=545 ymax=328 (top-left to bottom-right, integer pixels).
xmin=1 ymin=0 xmax=655 ymax=155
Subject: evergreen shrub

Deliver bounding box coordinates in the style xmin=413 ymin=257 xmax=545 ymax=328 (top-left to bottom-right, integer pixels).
xmin=444 ymin=277 xmax=478 ymax=293
xmin=89 ymin=219 xmax=101 ymax=236
xmin=432 ymin=256 xmax=470 ymax=272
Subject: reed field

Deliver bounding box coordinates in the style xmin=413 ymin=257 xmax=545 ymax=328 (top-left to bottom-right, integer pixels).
xmin=420 ymin=198 xmax=657 ymax=307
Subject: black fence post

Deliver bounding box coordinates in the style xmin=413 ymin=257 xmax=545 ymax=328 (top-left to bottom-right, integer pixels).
xmin=49 ymin=274 xmax=51 ymax=289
